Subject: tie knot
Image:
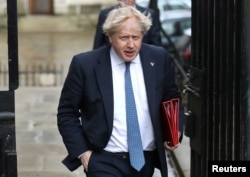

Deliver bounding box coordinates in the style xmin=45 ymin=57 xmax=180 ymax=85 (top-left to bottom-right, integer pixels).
xmin=125 ymin=62 xmax=131 ymax=68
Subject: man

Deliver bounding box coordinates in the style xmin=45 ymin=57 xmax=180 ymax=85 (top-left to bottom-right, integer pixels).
xmin=93 ymin=0 xmax=162 ymax=49
xmin=57 ymin=5 xmax=183 ymax=177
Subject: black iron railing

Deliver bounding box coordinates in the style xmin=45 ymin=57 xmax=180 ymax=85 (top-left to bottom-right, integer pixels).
xmin=184 ymin=0 xmax=250 ymax=177
xmin=0 ymin=0 xmax=18 ymax=176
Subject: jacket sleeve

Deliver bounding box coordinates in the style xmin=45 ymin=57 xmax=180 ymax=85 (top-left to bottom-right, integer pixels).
xmin=57 ymin=56 xmax=88 ymax=170
xmin=163 ymin=49 xmax=184 ymax=140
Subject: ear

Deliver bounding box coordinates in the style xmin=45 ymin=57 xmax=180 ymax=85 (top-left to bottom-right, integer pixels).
xmin=108 ymin=35 xmax=113 ymax=44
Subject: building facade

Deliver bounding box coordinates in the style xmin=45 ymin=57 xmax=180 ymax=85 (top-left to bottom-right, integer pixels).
xmin=0 ymin=0 xmax=116 ymax=15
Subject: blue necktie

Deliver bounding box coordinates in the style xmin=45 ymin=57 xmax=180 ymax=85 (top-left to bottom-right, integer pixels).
xmin=125 ymin=62 xmax=145 ymax=171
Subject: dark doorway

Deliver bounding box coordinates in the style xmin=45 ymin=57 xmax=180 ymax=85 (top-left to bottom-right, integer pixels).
xmin=29 ymin=0 xmax=54 ymax=15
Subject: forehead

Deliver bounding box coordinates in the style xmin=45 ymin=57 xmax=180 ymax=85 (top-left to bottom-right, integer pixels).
xmin=119 ymin=17 xmax=141 ymax=31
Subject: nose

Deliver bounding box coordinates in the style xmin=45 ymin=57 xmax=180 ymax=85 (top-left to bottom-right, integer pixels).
xmin=127 ymin=38 xmax=134 ymax=48
xmin=123 ymin=0 xmax=128 ymax=4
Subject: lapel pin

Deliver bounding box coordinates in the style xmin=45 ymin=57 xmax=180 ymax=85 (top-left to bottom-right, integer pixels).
xmin=150 ymin=62 xmax=155 ymax=66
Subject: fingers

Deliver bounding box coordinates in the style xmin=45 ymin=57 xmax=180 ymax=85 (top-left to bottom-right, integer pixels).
xmin=80 ymin=150 xmax=93 ymax=172
xmin=164 ymin=141 xmax=180 ymax=150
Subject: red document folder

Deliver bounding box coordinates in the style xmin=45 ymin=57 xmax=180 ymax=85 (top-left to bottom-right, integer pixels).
xmin=161 ymin=98 xmax=180 ymax=147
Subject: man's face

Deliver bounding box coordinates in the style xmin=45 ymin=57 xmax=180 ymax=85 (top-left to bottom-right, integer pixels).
xmin=108 ymin=17 xmax=143 ymax=62
xmin=120 ymin=0 xmax=136 ymax=6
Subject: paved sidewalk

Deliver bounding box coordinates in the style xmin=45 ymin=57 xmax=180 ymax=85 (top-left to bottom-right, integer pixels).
xmin=15 ymin=87 xmax=80 ymax=177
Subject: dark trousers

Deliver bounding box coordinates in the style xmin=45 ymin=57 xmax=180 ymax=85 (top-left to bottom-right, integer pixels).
xmin=86 ymin=150 xmax=157 ymax=177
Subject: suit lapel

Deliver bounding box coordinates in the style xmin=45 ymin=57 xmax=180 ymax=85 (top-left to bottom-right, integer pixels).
xmin=140 ymin=45 xmax=157 ymax=124
xmin=95 ymin=48 xmax=113 ymax=135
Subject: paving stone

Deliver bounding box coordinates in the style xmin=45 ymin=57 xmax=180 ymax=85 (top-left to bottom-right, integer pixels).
xmin=18 ymin=171 xmax=82 ymax=177
xmin=16 ymin=144 xmax=66 ymax=155
xmin=17 ymin=155 xmax=44 ymax=171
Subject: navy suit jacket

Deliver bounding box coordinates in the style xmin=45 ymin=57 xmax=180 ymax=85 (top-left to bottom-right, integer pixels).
xmin=57 ymin=44 xmax=184 ymax=177
xmin=93 ymin=4 xmax=162 ymax=49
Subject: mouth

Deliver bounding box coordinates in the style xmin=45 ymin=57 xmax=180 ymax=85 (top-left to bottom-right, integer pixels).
xmin=125 ymin=50 xmax=136 ymax=57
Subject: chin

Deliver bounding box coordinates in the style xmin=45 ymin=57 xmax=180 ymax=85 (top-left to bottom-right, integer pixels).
xmin=124 ymin=58 xmax=135 ymax=62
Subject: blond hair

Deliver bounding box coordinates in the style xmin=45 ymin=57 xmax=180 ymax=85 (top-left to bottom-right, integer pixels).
xmin=103 ymin=5 xmax=152 ymax=36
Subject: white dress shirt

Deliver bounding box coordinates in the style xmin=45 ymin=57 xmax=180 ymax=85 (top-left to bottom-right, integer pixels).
xmin=104 ymin=47 xmax=156 ymax=152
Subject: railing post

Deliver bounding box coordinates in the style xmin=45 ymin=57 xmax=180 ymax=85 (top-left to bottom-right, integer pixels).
xmin=0 ymin=0 xmax=19 ymax=176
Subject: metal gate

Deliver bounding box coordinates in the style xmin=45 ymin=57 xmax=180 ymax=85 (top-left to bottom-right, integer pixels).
xmin=0 ymin=0 xmax=18 ymax=176
xmin=184 ymin=0 xmax=250 ymax=176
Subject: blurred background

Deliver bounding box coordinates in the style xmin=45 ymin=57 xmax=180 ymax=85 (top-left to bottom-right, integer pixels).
xmin=0 ymin=0 xmax=191 ymax=177
xmin=0 ymin=0 xmax=192 ymax=88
